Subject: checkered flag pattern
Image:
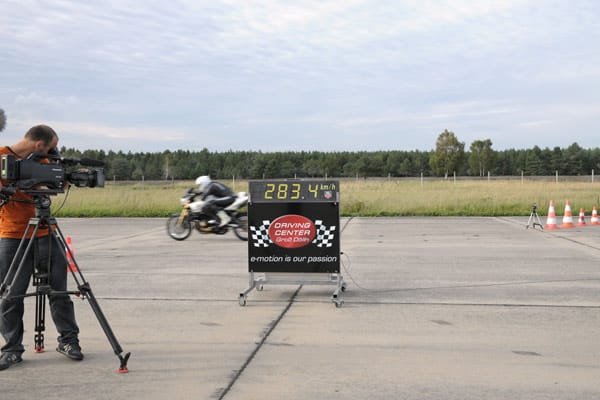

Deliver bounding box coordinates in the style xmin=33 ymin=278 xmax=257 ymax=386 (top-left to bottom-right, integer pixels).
xmin=312 ymin=220 xmax=336 ymax=248
xmin=250 ymin=220 xmax=272 ymax=247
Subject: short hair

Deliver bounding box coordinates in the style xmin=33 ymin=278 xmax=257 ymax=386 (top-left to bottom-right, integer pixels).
xmin=25 ymin=124 xmax=57 ymax=145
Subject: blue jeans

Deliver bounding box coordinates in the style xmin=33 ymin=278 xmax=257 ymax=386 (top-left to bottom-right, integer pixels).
xmin=0 ymin=236 xmax=79 ymax=355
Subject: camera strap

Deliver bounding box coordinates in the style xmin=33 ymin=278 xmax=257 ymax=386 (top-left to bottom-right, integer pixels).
xmin=5 ymin=146 xmax=22 ymax=159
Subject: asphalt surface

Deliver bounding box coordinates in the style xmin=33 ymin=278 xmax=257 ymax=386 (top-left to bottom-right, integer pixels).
xmin=0 ymin=217 xmax=599 ymax=399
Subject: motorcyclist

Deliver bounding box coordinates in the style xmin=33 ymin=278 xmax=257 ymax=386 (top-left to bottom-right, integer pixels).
xmin=192 ymin=176 xmax=235 ymax=228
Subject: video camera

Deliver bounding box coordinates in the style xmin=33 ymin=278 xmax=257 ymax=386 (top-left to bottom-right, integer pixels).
xmin=1 ymin=150 xmax=105 ymax=196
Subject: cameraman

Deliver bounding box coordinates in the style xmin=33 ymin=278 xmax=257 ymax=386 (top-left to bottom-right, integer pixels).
xmin=0 ymin=125 xmax=83 ymax=371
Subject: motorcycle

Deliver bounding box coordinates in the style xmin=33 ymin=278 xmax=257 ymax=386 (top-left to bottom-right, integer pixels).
xmin=166 ymin=188 xmax=248 ymax=241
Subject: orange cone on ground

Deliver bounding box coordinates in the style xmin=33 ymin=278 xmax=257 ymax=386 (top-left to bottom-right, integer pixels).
xmin=560 ymin=200 xmax=575 ymax=228
xmin=545 ymin=200 xmax=558 ymax=230
xmin=591 ymin=207 xmax=600 ymax=225
xmin=65 ymin=236 xmax=78 ymax=272
xmin=576 ymin=208 xmax=587 ymax=226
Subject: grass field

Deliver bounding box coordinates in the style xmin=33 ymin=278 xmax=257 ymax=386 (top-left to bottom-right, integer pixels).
xmin=49 ymin=178 xmax=600 ymax=218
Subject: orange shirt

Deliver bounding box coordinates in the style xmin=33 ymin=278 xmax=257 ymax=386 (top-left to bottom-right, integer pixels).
xmin=0 ymin=146 xmax=50 ymax=239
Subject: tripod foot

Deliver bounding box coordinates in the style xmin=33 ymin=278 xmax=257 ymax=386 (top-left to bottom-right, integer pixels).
xmin=34 ymin=333 xmax=45 ymax=353
xmin=117 ymin=352 xmax=131 ymax=373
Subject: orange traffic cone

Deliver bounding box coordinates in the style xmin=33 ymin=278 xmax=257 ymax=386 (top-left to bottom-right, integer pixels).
xmin=560 ymin=200 xmax=575 ymax=228
xmin=591 ymin=207 xmax=600 ymax=225
xmin=65 ymin=236 xmax=78 ymax=272
xmin=545 ymin=200 xmax=558 ymax=230
xmin=576 ymin=208 xmax=587 ymax=226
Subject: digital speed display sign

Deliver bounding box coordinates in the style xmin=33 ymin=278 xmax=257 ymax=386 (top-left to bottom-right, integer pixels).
xmin=250 ymin=181 xmax=338 ymax=202
xmin=248 ymin=180 xmax=340 ymax=273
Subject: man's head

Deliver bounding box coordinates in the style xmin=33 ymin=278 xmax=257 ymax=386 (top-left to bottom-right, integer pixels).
xmin=24 ymin=124 xmax=58 ymax=154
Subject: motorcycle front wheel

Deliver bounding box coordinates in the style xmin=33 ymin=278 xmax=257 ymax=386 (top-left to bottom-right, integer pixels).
xmin=167 ymin=213 xmax=192 ymax=240
xmin=233 ymin=212 xmax=248 ymax=241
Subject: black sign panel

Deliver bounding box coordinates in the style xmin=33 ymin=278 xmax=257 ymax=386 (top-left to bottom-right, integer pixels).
xmin=248 ymin=180 xmax=340 ymax=273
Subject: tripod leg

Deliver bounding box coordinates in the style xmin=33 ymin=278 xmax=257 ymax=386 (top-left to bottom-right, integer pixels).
xmin=0 ymin=222 xmax=40 ymax=299
xmin=34 ymin=290 xmax=46 ymax=353
xmin=49 ymin=219 xmax=131 ymax=372
xmin=78 ymin=283 xmax=130 ymax=373
xmin=0 ymin=220 xmax=47 ymax=354
xmin=526 ymin=213 xmax=533 ymax=229
xmin=534 ymin=212 xmax=544 ymax=229
xmin=33 ymin=276 xmax=47 ymax=353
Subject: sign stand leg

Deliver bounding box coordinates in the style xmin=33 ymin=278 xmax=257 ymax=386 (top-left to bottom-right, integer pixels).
xmin=239 ymin=272 xmax=254 ymax=306
xmin=331 ymin=273 xmax=346 ymax=308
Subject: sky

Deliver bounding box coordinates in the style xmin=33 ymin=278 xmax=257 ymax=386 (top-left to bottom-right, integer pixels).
xmin=1 ymin=0 xmax=599 ymax=153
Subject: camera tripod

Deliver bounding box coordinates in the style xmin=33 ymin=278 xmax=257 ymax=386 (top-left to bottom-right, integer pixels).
xmin=0 ymin=195 xmax=130 ymax=372
xmin=526 ymin=202 xmax=544 ymax=230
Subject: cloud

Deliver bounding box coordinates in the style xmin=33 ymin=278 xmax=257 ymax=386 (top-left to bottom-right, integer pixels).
xmin=14 ymin=92 xmax=80 ymax=108
xmin=51 ymin=121 xmax=187 ymax=142
xmin=1 ymin=0 xmax=599 ymax=153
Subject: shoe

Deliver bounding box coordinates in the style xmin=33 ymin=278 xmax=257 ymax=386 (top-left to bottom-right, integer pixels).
xmin=56 ymin=343 xmax=84 ymax=361
xmin=0 ymin=353 xmax=22 ymax=371
xmin=217 ymin=211 xmax=231 ymax=227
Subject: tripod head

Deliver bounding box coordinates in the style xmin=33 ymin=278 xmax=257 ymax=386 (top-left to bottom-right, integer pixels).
xmin=531 ymin=202 xmax=537 ymax=213
xmin=0 ymin=186 xmax=54 ymax=220
xmin=31 ymin=195 xmax=53 ymax=220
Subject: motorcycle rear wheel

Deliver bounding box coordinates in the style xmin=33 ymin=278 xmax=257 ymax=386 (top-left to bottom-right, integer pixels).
xmin=167 ymin=213 xmax=192 ymax=240
xmin=233 ymin=212 xmax=248 ymax=241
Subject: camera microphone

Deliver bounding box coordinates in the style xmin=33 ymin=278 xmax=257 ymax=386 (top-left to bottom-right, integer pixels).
xmin=0 ymin=109 xmax=6 ymax=132
xmin=79 ymin=158 xmax=105 ymax=167
xmin=46 ymin=150 xmax=104 ymax=167
xmin=60 ymin=157 xmax=105 ymax=167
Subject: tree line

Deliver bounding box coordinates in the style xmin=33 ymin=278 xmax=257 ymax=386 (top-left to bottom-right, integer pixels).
xmin=59 ymin=130 xmax=600 ymax=180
